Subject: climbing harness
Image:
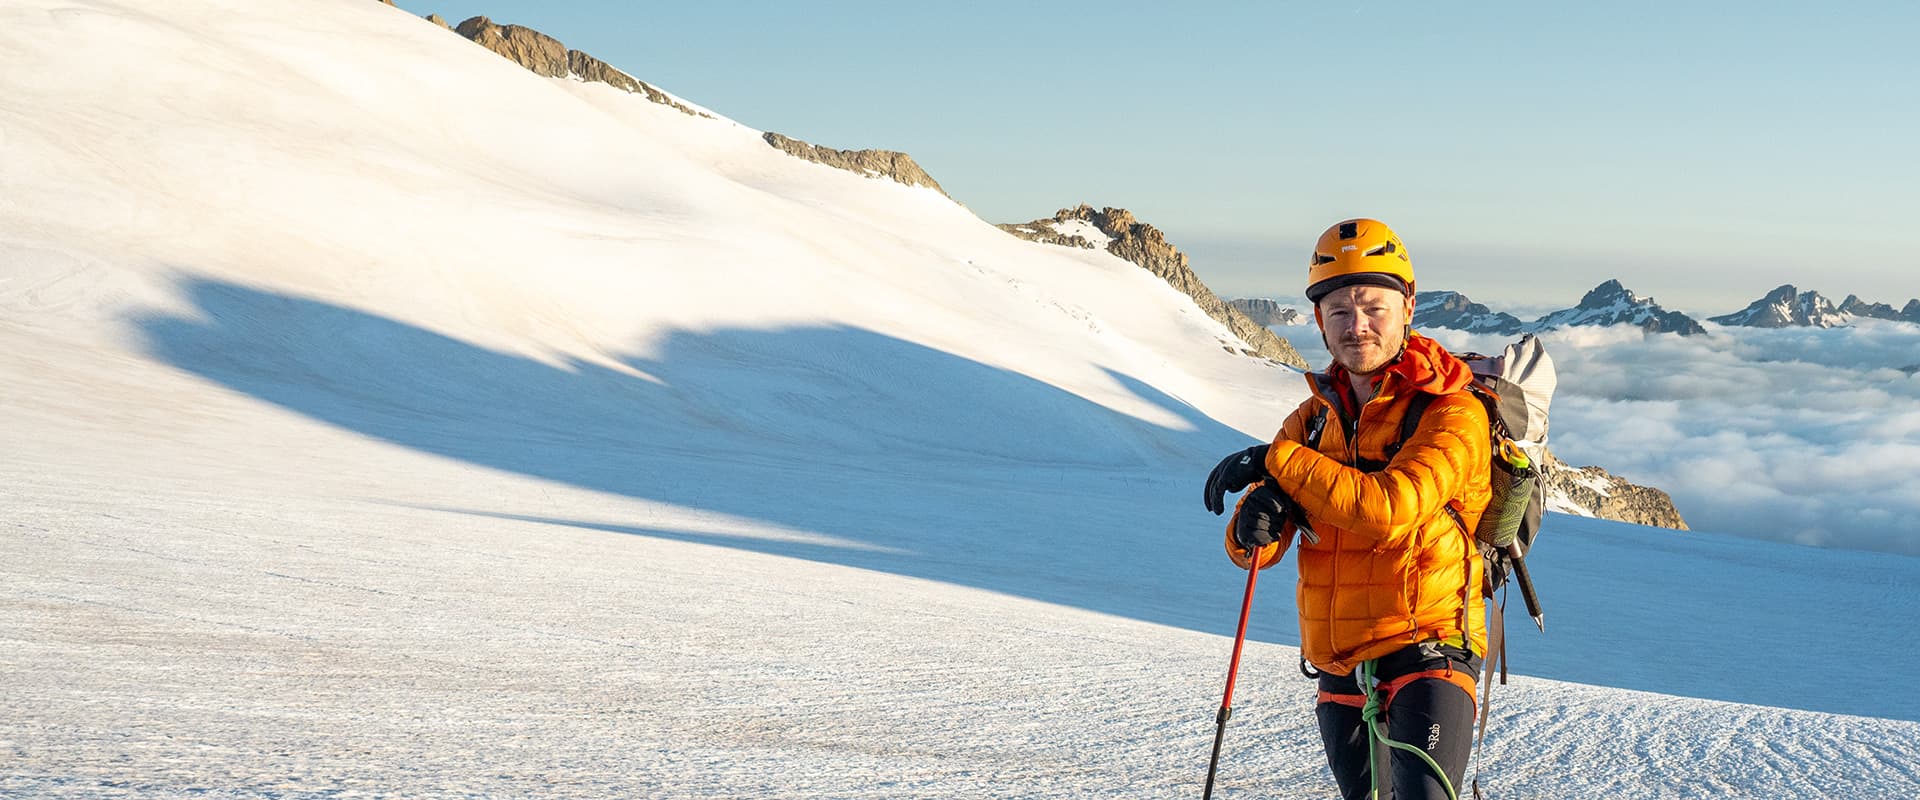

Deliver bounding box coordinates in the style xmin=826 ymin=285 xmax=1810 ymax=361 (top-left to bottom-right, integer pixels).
xmin=1356 ymin=658 xmax=1467 ymax=800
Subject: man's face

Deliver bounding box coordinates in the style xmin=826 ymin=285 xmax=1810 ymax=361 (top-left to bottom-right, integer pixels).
xmin=1317 ymin=284 xmax=1412 ymax=376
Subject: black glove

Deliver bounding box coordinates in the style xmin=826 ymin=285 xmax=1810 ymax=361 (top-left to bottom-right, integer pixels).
xmin=1203 ymin=445 xmax=1270 ymax=515
xmin=1233 ymin=482 xmax=1299 ymax=550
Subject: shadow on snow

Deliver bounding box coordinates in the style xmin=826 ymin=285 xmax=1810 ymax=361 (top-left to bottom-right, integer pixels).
xmin=132 ymin=277 xmax=1920 ymax=721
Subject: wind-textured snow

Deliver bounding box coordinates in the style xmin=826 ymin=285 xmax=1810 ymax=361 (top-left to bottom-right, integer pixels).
xmin=2 ymin=1 xmax=1917 ymax=798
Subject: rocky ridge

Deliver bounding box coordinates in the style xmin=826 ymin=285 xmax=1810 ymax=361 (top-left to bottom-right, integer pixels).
xmin=1001 ymin=206 xmax=1307 ymax=368
xmin=1541 ymin=453 xmax=1689 ymax=530
xmin=1412 ymin=290 xmax=1526 ymax=335
xmin=760 ymin=133 xmax=949 ymax=198
xmin=450 ymin=17 xmax=707 ymax=118
xmin=442 ymin=17 xmax=958 ymax=195
xmin=1227 ymin=298 xmax=1305 ymax=327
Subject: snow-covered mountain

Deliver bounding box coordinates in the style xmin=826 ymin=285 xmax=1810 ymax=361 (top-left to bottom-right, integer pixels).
xmin=2 ymin=2 xmax=1916 ymax=798
xmin=1710 ymin=284 xmax=1920 ymax=328
xmin=1412 ymin=290 xmax=1527 ymax=335
xmin=1531 ymin=279 xmax=1707 ymax=336
xmin=1710 ymin=284 xmax=1851 ymax=328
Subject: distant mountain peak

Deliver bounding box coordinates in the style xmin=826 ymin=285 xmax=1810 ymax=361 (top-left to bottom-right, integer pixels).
xmin=1411 ymin=290 xmax=1525 ymax=335
xmin=1578 ymin=278 xmax=1640 ymax=307
xmin=1711 ymin=285 xmax=1873 ymax=329
xmin=1534 ymin=280 xmax=1705 ymax=336
xmin=1228 ymin=298 xmax=1305 ymax=327
xmin=1836 ymin=294 xmax=1898 ymax=319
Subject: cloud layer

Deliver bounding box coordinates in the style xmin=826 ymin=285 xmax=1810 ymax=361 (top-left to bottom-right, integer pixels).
xmin=1419 ymin=321 xmax=1920 ymax=555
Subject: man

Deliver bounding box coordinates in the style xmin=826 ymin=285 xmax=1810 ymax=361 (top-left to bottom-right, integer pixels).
xmin=1203 ymin=218 xmax=1492 ymax=800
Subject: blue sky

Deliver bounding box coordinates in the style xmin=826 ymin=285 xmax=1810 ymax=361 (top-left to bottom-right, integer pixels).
xmin=396 ymin=2 xmax=1918 ymax=314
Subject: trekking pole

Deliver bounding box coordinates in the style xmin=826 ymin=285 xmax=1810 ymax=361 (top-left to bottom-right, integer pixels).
xmin=1203 ymin=550 xmax=1263 ymax=800
xmin=1504 ymin=545 xmax=1543 ymax=632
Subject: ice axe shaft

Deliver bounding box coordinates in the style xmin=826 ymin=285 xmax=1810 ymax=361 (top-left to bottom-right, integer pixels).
xmin=1505 ymin=544 xmax=1543 ymax=632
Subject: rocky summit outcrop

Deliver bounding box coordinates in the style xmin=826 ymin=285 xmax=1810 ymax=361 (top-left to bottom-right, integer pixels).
xmin=1540 ymin=452 xmax=1689 ymax=530
xmin=1000 ymin=205 xmax=1307 ymax=368
xmin=1228 ymin=298 xmax=1305 ymax=327
xmin=455 ymin=16 xmax=566 ymax=76
xmin=1413 ymin=290 xmax=1526 ymax=335
xmin=1533 ymin=280 xmax=1706 ymax=336
xmin=760 ymin=132 xmax=949 ymax=197
xmin=452 ymin=17 xmax=705 ymax=117
xmin=425 ymin=13 xmax=453 ymax=30
xmin=1709 ymin=284 xmax=1849 ymax=328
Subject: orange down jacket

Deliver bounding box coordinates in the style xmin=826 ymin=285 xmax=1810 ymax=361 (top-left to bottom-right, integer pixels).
xmin=1226 ymin=333 xmax=1491 ymax=676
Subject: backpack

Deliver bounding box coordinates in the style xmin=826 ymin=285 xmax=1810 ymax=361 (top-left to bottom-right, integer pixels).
xmin=1456 ymin=334 xmax=1554 ymax=596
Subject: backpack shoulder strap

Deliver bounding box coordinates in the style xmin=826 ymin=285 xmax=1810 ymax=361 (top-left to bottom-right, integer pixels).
xmin=1383 ymin=391 xmax=1440 ymax=460
xmin=1304 ymin=406 xmax=1330 ymax=452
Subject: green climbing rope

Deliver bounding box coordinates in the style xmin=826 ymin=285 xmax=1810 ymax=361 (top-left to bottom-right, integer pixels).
xmin=1359 ymin=659 xmax=1461 ymax=800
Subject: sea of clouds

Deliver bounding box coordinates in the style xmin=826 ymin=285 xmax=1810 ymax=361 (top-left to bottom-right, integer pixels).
xmin=1276 ymin=319 xmax=1920 ymax=555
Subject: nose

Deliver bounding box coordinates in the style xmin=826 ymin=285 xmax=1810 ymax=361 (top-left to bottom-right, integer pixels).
xmin=1341 ymin=312 xmax=1373 ymax=338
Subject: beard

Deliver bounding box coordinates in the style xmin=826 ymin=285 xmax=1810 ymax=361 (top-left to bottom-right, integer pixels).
xmin=1325 ymin=332 xmax=1401 ymax=376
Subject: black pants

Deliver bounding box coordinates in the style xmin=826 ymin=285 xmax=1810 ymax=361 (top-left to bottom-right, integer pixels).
xmin=1316 ymin=643 xmax=1479 ymax=800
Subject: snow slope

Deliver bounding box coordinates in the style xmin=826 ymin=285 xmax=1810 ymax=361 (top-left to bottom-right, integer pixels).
xmin=2 ymin=1 xmax=1917 ymax=797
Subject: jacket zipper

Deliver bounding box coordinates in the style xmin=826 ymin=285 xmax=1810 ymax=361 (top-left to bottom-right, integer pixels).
xmin=1316 ymin=375 xmax=1362 ymax=649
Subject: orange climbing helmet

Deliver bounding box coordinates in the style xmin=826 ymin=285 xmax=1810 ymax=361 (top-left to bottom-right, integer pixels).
xmin=1306 ymin=218 xmax=1415 ymax=303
